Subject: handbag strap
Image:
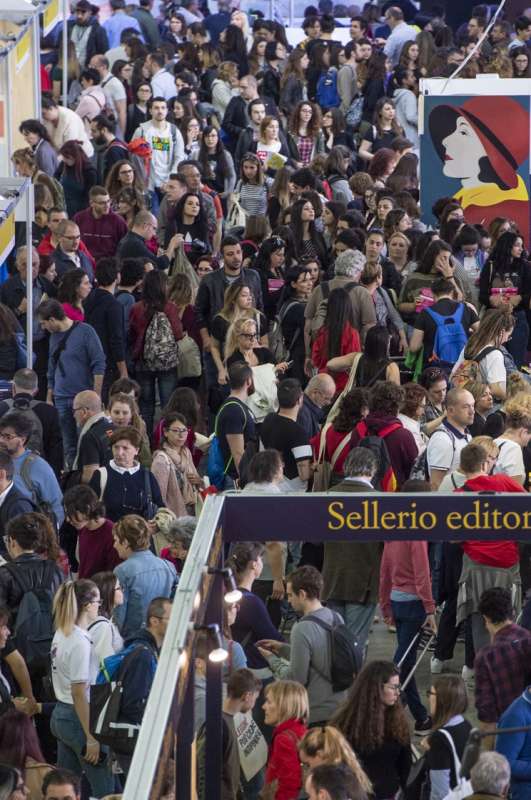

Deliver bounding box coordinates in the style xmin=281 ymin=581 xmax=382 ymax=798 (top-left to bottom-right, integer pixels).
xmin=438 ymin=728 xmax=462 ymax=783
xmin=329 ymin=431 xmax=352 ymax=471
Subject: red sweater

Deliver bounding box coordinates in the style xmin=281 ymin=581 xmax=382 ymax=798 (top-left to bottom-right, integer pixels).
xmin=73 ymin=208 xmax=128 ymax=262
xmin=311 ymin=323 xmax=361 ymax=393
xmin=379 ymin=540 xmax=435 ymax=619
xmin=78 ymin=518 xmax=121 ymax=579
xmin=457 ymin=474 xmax=524 ymax=568
xmin=265 ymin=718 xmax=307 ymax=800
xmin=128 ymin=300 xmax=183 ymax=362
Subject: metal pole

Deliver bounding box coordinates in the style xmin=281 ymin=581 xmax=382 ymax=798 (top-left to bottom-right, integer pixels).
xmin=5 ymin=57 xmax=13 ymax=177
xmin=25 ymin=181 xmax=34 ymax=368
xmin=204 ymin=571 xmax=223 ymax=800
xmin=32 ymin=13 xmax=42 ymax=119
xmin=289 ymin=0 xmax=294 ymax=26
xmin=62 ymin=0 xmax=69 ymax=109
xmin=176 ymin=663 xmax=195 ymax=798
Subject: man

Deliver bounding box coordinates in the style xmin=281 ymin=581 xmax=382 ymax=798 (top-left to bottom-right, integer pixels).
xmin=490 ymin=20 xmax=512 ymax=48
xmin=508 ymin=15 xmax=531 ymax=49
xmin=43 ymin=769 xmax=81 ymax=800
xmin=299 ymin=15 xmax=322 ymax=49
xmin=261 ymin=379 xmax=313 ymax=490
xmin=220 ymin=669 xmax=262 ymax=800
xmin=364 ymin=228 xmax=402 ymax=294
xmin=304 ymin=249 xmax=375 ymax=358
xmin=0 ymin=413 xmax=64 ymax=526
xmin=38 ymin=208 xmax=94 ymax=266
xmin=114 ymin=596 xmax=172 ymax=774
xmin=37 ymin=299 xmax=106 ymax=467
xmin=234 ymin=99 xmax=267 ymax=168
xmin=427 ymin=388 xmax=474 ymax=489
xmin=71 ymin=390 xmax=114 ymax=483
xmin=257 ymin=565 xmax=348 ymax=725
xmin=158 ymin=173 xmax=187 ymax=246
xmin=129 ymin=0 xmax=161 ymax=49
xmin=113 ymin=519 xmax=177 ymax=637
xmin=355 ymin=37 xmax=373 ymax=64
xmin=324 ymin=448 xmax=382 ymax=652
xmin=349 ymin=15 xmax=368 ymax=42
xmin=50 ymin=220 xmax=95 ymax=281
xmin=215 ymin=362 xmax=257 ymax=489
xmin=42 ymin=95 xmax=94 ymax=158
xmin=306 ymin=764 xmax=364 ymax=800
xmin=117 ymin=210 xmax=181 ymax=270
xmin=88 ymin=54 xmax=127 ymax=136
xmin=68 ymin=0 xmax=108 ymax=68
xmin=115 ymin=258 xmax=144 ymax=342
xmin=468 ymin=753 xmax=510 ymax=800
xmin=84 ymin=258 xmax=128 ymax=399
xmin=132 ymin=97 xmax=185 ymax=213
xmin=195 ymin=236 xmax=263 ymax=359
xmin=74 ymin=186 xmax=128 ymax=261
xmin=474 ymin=586 xmax=531 ymax=737
xmin=103 ymin=0 xmax=142 ymax=49
xmin=383 ymin=7 xmax=417 ymax=67
xmin=297 ymin=373 xmax=336 ymax=440
xmin=337 ymin=42 xmax=358 ymax=115
xmin=0 ymin=453 xmax=35 ymax=546
xmin=0 ymin=368 xmax=63 ymax=477
xmin=179 ymin=0 xmax=204 ymax=25
xmin=146 ymin=51 xmax=175 ymax=101
xmin=90 ymin=114 xmax=130 ymax=180
xmin=0 ymin=247 xmax=56 ymax=399
xmin=223 ymin=78 xmax=276 ymax=155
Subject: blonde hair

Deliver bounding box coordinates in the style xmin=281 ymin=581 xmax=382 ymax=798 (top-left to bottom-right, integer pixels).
xmin=53 ymin=579 xmax=98 ymax=635
xmin=470 ymin=435 xmax=499 ymax=460
xmin=224 ymin=316 xmax=258 ymax=362
xmin=299 ymin=726 xmax=372 ymax=795
xmin=218 ymin=61 xmax=238 ymax=82
xmin=265 ymin=680 xmax=309 ymax=725
xmin=506 ymin=389 xmax=531 ymax=412
xmin=507 ymin=374 xmax=531 ymax=401
xmin=113 ymin=514 xmax=151 ymax=551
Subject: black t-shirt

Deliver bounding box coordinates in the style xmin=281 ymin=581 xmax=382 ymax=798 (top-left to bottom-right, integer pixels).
xmin=414 ymin=299 xmax=479 ymax=367
xmin=260 ymin=413 xmax=312 ymax=480
xmin=226 ymin=347 xmax=274 ymax=368
xmin=211 ymin=312 xmax=268 ymax=353
xmin=425 ymin=719 xmax=472 ymax=789
xmin=217 ymin=398 xmax=256 ymax=479
xmin=78 ymin=418 xmax=115 ymax=468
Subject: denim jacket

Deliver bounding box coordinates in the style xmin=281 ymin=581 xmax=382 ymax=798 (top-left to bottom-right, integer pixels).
xmin=113 ymin=550 xmax=177 ymax=638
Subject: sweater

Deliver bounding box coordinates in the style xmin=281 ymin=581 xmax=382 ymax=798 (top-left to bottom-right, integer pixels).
xmin=379 ymin=540 xmax=435 ymax=619
xmin=89 ymin=463 xmax=163 ymax=522
xmin=73 ymin=208 xmax=128 ymax=261
xmin=47 ymin=322 xmax=106 ymax=399
xmin=77 ymin=518 xmax=121 ymax=579
xmin=265 ymin=718 xmax=307 ymax=800
xmin=231 ymin=588 xmax=283 ymax=669
xmin=497 ymin=689 xmax=531 ymax=800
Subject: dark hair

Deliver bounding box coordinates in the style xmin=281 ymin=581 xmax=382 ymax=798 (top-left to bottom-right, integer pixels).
xmin=58 ymin=140 xmax=90 ymax=182
xmin=401 ymin=478 xmax=431 ymax=492
xmin=0 ymin=304 xmax=19 ymax=345
xmin=289 ymin=198 xmax=327 ymax=264
xmin=227 ymin=668 xmax=262 ymax=699
xmin=228 ymin=361 xmax=252 ymax=390
xmin=0 ymin=453 xmax=13 ymax=482
xmin=6 ymin=511 xmax=44 ymax=550
xmin=417 ymin=240 xmax=452 ymax=275
xmin=37 ymin=298 xmax=66 ymax=322
xmin=0 ymin=411 xmax=32 ymax=445
xmin=0 ymin=709 xmax=45 ymax=771
xmin=109 ymin=376 xmax=141 ymax=399
xmin=172 ymin=192 xmax=209 ymax=243
xmin=57 ymin=269 xmax=89 ymax=306
xmin=490 ymin=231 xmax=524 ymax=275
xmin=222 ymin=24 xmax=248 ymax=62
xmin=356 ymin=326 xmax=391 ymax=386
xmin=333 ymin=388 xmax=369 ymax=434
xmin=277 ymin=378 xmax=302 ymax=409
xmin=308 ymin=764 xmax=367 ymax=800
xmin=109 ymin=425 xmax=142 ymax=449
xmin=478 ymin=587 xmax=513 ymax=624
xmin=161 ymin=387 xmax=199 ymax=429
xmin=119 ymin=257 xmax=144 ymax=286
xmin=432 ymin=278 xmax=455 ymax=297
xmin=96 ymin=257 xmax=119 ymax=286
xmin=227 ymin=542 xmax=265 ymax=576
xmin=63 ymin=484 xmax=105 ymax=522
xmin=453 ymin=224 xmax=480 ymax=251
xmin=0 ymin=765 xmax=18 ymax=798
xmin=42 ymin=769 xmax=81 ymax=797
xmin=19 ymin=119 xmax=51 ymax=142
xmin=369 ymin=380 xmax=405 ymax=416
xmin=142 ymin=270 xmax=168 ymax=317
xmin=288 ymin=565 xmax=323 ymax=600
xmin=197 ymin=125 xmax=231 ymax=182
xmin=419 ymin=366 xmax=448 ymax=390
xmin=431 ymin=675 xmax=468 ymax=731
xmin=322 ymin=288 xmax=356 ymax=360
xmin=401 ymin=382 xmax=428 ymax=418
xmin=91 ymin=571 xmax=118 ymax=619
xmin=291 ymin=168 xmax=316 ymax=190
xmin=248 ymin=449 xmax=283 ymax=484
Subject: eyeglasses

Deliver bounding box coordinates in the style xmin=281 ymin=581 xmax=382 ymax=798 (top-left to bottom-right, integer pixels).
xmin=168 ymin=427 xmax=188 ymax=435
xmin=240 ymin=332 xmax=258 ymax=339
xmin=383 ymin=683 xmax=401 ymax=693
xmin=73 ymin=405 xmax=87 ymax=412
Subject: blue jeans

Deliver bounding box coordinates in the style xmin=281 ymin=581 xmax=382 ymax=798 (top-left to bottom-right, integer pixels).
xmin=391 ymin=599 xmax=428 ymax=724
xmin=506 ymin=309 xmax=529 ymax=368
xmin=136 ymin=369 xmax=179 ymax=439
xmin=326 ymin=600 xmax=376 ymax=654
xmin=54 ymin=395 xmax=77 ymax=468
xmin=51 ymin=702 xmax=114 ymax=798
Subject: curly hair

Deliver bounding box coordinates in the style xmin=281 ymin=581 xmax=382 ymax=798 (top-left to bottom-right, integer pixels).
xmin=333 ymin=388 xmax=369 ymax=433
xmin=288 ymin=101 xmax=323 ymax=140
xmin=332 ymin=660 xmax=410 ymax=752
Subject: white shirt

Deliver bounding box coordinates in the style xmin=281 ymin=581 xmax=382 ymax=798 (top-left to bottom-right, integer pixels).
xmin=150 ymin=68 xmax=177 ymax=101
xmin=451 ymin=347 xmax=506 ymax=386
xmin=132 ymin=120 xmax=185 ymax=189
xmin=0 ymin=482 xmax=13 ymax=507
xmin=110 ymin=459 xmax=140 ymax=475
xmin=51 ymin=625 xmax=100 ymax=703
xmin=89 ymin=616 xmax=124 ymax=663
xmin=427 ymin=425 xmax=471 ymax=475
xmin=493 ymin=437 xmax=525 ymax=479
xmin=398 ymin=414 xmax=426 ymax=455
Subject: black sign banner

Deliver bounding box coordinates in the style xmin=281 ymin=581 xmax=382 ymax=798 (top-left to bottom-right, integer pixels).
xmin=222 ymin=492 xmax=531 ymax=542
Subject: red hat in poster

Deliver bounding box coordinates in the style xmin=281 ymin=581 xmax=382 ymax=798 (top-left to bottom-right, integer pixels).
xmin=429 ymin=96 xmax=528 ymax=190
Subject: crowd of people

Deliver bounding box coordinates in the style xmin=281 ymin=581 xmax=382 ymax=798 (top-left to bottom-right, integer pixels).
xmin=2 ymin=0 xmax=531 ymax=799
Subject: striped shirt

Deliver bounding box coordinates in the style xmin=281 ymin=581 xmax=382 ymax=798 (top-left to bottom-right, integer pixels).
xmin=237 ymin=181 xmax=269 ymax=216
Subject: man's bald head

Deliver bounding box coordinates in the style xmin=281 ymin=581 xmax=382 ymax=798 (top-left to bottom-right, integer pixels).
xmin=74 ymin=390 xmax=102 ymax=415
xmin=306 ymin=373 xmax=336 ymax=407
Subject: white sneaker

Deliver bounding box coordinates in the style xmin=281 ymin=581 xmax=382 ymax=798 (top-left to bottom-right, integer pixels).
xmin=462 ymin=665 xmax=475 ymax=681
xmin=430 ymin=657 xmax=445 ymax=674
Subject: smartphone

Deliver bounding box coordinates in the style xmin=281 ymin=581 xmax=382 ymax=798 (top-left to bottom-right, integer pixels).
xmin=82 ymin=746 xmax=107 ymax=765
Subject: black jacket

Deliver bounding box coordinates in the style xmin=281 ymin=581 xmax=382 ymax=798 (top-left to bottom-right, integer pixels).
xmin=222 ymin=95 xmax=277 ymax=153
xmin=50 ymin=246 xmax=94 ymax=282
xmin=117 ymin=232 xmax=169 ymax=271
xmin=119 ymin=628 xmax=159 ymax=726
xmin=0 ymin=393 xmax=64 ymax=477
xmin=66 ymin=20 xmax=108 ymax=66
xmin=84 ymin=287 xmax=126 ymax=369
xmin=0 ymin=553 xmax=64 ymax=619
xmin=235 ymin=127 xmax=299 ymax=172
xmin=195 ymin=267 xmax=263 ymax=333
xmin=0 ymin=274 xmax=55 ymax=331
xmin=0 ymin=486 xmax=35 ymax=550
xmin=261 ymin=66 xmax=281 ymax=106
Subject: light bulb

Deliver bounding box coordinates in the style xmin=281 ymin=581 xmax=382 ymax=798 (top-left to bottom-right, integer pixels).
xmin=224 ymin=588 xmax=242 ymax=604
xmin=209 ymin=647 xmax=228 ymax=663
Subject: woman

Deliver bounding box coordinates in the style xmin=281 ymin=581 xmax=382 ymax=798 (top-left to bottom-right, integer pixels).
xmin=151 ymin=411 xmax=202 ymax=517
xmin=12 ymin=148 xmax=64 ymax=211
xmin=251 ymin=117 xmax=298 ymax=173
xmin=0 ymin=305 xmax=23 ymax=382
xmin=57 ymin=269 xmax=91 ymax=322
xmin=424 ymin=676 xmax=472 ymax=800
xmin=169 ymin=192 xmax=210 ymax=249
xmin=329 ymin=325 xmax=400 ymax=388
xmin=333 ymin=661 xmax=411 ymax=800
xmin=197 ymin=44 xmax=220 ymax=102
xmin=19 ymin=120 xmax=58 ymax=176
xmin=287 ymin=102 xmax=324 ymax=168
xmin=225 ymin=317 xmax=284 ymax=374
xmin=278 ymin=266 xmax=315 ymax=386
xmin=511 ymin=46 xmax=531 ymax=78
xmin=252 ymin=236 xmax=287 ymax=321
xmin=316 ymin=388 xmax=369 ymax=485
xmin=211 ymin=61 xmax=239 ymax=118
xmin=90 ymin=572 xmax=125 ymax=661
xmin=493 ymin=400 xmax=531 ymax=485
xmin=368 ymin=148 xmax=398 ymax=186
xmin=0 ymin=709 xmax=51 ymax=800
xmin=167 ymin=272 xmax=202 ymax=364
xmin=129 ymin=270 xmax=184 ymax=434
xmin=163 ymin=12 xmax=187 ymax=45
xmin=451 ymin=309 xmax=514 ymax=402
xmin=311 ymin=288 xmax=361 ymax=393
xmin=52 ymin=41 xmax=81 ymax=103
xmin=112 ymin=60 xmax=133 ymax=104
xmin=50 ymin=579 xmax=114 ymax=797
xmin=262 ymin=41 xmax=287 ymax=106
xmin=384 ymin=209 xmax=412 ymax=242
xmin=263 ymin=680 xmax=309 ymax=800
xmin=152 ymin=387 xmax=204 ymax=466
xmin=279 ymin=50 xmax=309 ymax=115
xmin=234 ymin=154 xmax=269 ymax=219
xmin=369 ymin=194 xmax=395 ymax=231
xmin=399 ymin=40 xmax=420 ymax=72
xmin=322 ymin=108 xmax=354 ymax=153
xmin=108 ymin=391 xmax=151 ymax=466
xmin=197 ymin=126 xmax=236 ymax=202
xmin=180 ymin=116 xmax=202 ymax=159
xmin=115 ymin=187 xmax=146 ymax=229
xmin=322 ymin=202 xmax=347 ymax=249
xmin=299 ymin=726 xmax=372 ymax=798
xmin=63 ymin=485 xmax=120 ymax=579
xmin=387 ymin=231 xmax=414 ymax=280
xmin=125 ymin=81 xmax=152 ymax=142
xmin=359 ymin=263 xmax=408 ymax=354
xmin=359 ymin=98 xmax=404 ymax=163
xmin=220 ymin=24 xmax=249 ymax=77
xmin=419 ymin=366 xmax=448 ymax=437
xmin=398 ymin=240 xmax=462 ymax=325
xmin=105 ymin=159 xmax=146 ymax=207
xmin=56 ymin=141 xmax=97 ymax=217
xmin=466 ymin=382 xmax=494 ymax=437
xmin=89 ymin=427 xmax=163 ymax=521
xmin=211 ymin=283 xmax=267 ymax=383
xmin=267 ymin=166 xmax=294 ymax=229
xmin=398 ymin=382 xmax=429 ymax=454
xmin=324 ymin=146 xmax=353 ymax=205
xmin=289 ymin=198 xmax=329 ymax=270
xmin=479 ymin=231 xmax=531 ymax=367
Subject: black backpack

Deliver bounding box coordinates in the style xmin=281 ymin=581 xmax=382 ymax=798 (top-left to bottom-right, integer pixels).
xmin=306 ymin=613 xmax=363 ymax=693
xmin=6 ymin=561 xmax=56 ymax=675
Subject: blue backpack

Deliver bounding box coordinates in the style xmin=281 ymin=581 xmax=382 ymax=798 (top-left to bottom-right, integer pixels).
xmin=426 ymin=303 xmax=468 ymax=368
xmin=207 ymin=400 xmax=247 ymax=489
xmin=316 ymin=68 xmax=340 ymax=108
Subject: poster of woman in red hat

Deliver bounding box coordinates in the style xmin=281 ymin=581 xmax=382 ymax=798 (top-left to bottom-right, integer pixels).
xmin=423 ymin=95 xmax=530 ymax=244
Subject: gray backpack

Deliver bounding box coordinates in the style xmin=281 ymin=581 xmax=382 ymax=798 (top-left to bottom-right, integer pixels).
xmin=142 ymin=312 xmax=179 ymax=372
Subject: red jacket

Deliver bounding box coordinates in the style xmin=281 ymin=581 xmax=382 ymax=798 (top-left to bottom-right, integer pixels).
xmin=265 ymin=718 xmax=307 ymax=800
xmin=311 ymin=323 xmax=361 ymax=393
xmin=128 ymin=301 xmax=183 ymax=363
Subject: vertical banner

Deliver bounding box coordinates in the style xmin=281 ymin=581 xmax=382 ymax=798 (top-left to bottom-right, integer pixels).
xmin=15 ymin=31 xmax=30 ymax=74
xmin=43 ymin=0 xmax=61 ymax=36
xmin=420 ymin=95 xmax=531 ymax=245
xmin=0 ymin=214 xmax=15 ymax=274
